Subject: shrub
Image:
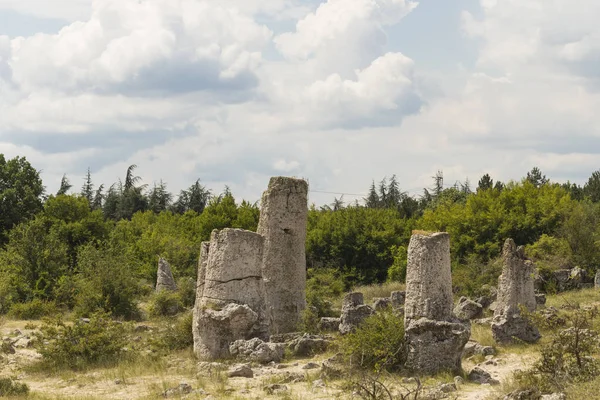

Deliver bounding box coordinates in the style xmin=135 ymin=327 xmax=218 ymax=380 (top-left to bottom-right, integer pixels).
xmin=0 ymin=377 xmax=29 ymax=397
xmin=150 ymin=311 xmax=193 ymax=351
xmin=148 ymin=290 xmax=184 ymax=317
xmin=8 ymin=299 xmax=58 ymax=320
xmin=176 ymin=277 xmax=196 ymax=308
xmin=338 ymin=310 xmax=405 ymax=372
xmin=34 ymin=311 xmax=130 ymax=370
xmin=306 ymin=268 xmax=346 ymax=318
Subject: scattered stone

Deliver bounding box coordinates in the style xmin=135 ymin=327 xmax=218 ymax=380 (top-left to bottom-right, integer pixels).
xmin=453 ymin=376 xmax=464 ymax=387
xmin=492 ymin=239 xmax=540 ymax=344
xmin=229 ymin=338 xmax=285 ymax=364
xmin=472 ymin=317 xmax=493 ymax=325
xmin=476 ymin=285 xmax=498 ymax=309
xmin=13 ymin=338 xmax=32 ymax=349
xmin=503 ymin=389 xmax=539 ymax=400
xmin=320 ymin=361 xmax=344 ymax=379
xmin=134 ymin=324 xmax=152 ymax=332
xmin=312 ymin=379 xmax=326 ymax=388
xmin=569 ymin=267 xmax=586 ymax=287
xmin=535 ymin=293 xmax=546 ymax=305
xmin=318 ymin=317 xmax=340 ymax=332
xmin=390 ymin=290 xmax=406 ymax=307
xmin=196 ymin=362 xmax=226 ymax=375
xmin=339 ymin=292 xmax=374 ymax=335
xmin=540 ymin=394 xmax=566 ymax=400
xmin=269 ymin=332 xmax=302 ymax=343
xmin=275 ymin=364 xmax=288 ymax=370
xmin=462 ymin=341 xmax=496 ymax=358
xmin=404 ymin=232 xmax=470 ymax=375
xmin=454 ymin=296 xmax=483 ymax=320
xmin=228 ymin=364 xmax=253 ymax=378
xmin=468 ymin=366 xmax=500 ymax=385
xmin=288 ymin=334 xmax=329 ymax=356
xmin=438 ymin=383 xmax=457 ymax=393
xmin=114 ymin=379 xmax=122 ymax=385
xmin=258 ymin=177 xmax=309 ymax=334
xmin=552 ymin=269 xmax=571 ymax=292
xmin=372 ymin=297 xmax=392 ymax=310
xmin=80 ymin=318 xmax=90 ymax=324
xmin=162 ymin=383 xmax=192 ymax=398
xmin=302 ymin=362 xmax=319 ymax=370
xmin=264 ymin=384 xmax=289 ymax=395
xmin=156 ymin=257 xmax=177 ymax=292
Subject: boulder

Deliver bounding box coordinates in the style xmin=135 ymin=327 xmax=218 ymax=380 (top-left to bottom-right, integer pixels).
xmin=288 ymin=334 xmax=329 ymax=357
xmin=318 ymin=317 xmax=340 ymax=332
xmin=228 ymin=364 xmax=254 ymax=378
xmin=339 ymin=292 xmax=374 ymax=335
xmin=372 ymin=297 xmax=392 ymax=310
xmin=468 ymin=366 xmax=500 ymax=385
xmin=156 ymin=257 xmax=177 ymax=292
xmin=462 ymin=340 xmax=496 ymax=358
xmin=535 ymin=293 xmax=546 ymax=305
xmin=390 ymin=291 xmax=406 ymax=307
xmin=229 ymin=338 xmax=285 ymax=364
xmin=454 ymin=297 xmax=483 ymax=320
xmin=595 ymin=270 xmax=600 ymax=288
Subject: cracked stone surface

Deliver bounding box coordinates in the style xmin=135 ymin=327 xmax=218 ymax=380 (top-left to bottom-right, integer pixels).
xmin=258 ymin=177 xmax=309 ymax=334
xmin=156 ymin=257 xmax=177 ymax=292
xmin=193 ymin=241 xmax=210 ymax=356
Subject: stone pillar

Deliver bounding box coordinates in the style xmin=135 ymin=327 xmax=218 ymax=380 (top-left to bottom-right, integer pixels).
xmin=192 ymin=241 xmax=210 ymax=356
xmin=257 ymin=177 xmax=309 ymax=334
xmin=156 ymin=257 xmax=177 ymax=292
xmin=491 ymin=239 xmax=540 ymax=344
xmin=404 ymin=231 xmax=470 ymax=375
xmin=194 ymin=229 xmax=268 ymax=360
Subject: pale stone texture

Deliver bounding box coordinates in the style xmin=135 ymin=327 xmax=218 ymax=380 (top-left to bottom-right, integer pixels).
xmin=339 ymin=292 xmax=374 ymax=335
xmin=229 ymin=338 xmax=285 ymax=363
xmin=156 ymin=257 xmax=177 ymax=292
xmin=595 ymin=270 xmax=600 ymax=288
xmin=492 ymin=239 xmax=540 ymax=344
xmin=404 ymin=232 xmax=470 ymax=375
xmin=454 ymin=297 xmax=483 ymax=320
xmin=258 ymin=177 xmax=309 ymax=334
xmin=194 ymin=229 xmax=268 ymax=360
xmin=192 ymin=241 xmax=210 ymax=356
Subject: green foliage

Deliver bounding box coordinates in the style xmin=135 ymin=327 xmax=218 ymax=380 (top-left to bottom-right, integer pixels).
xmin=148 ymin=290 xmax=184 ymax=317
xmin=0 ymin=377 xmax=29 ymax=397
xmin=8 ymin=299 xmax=58 ymax=320
xmin=176 ymin=277 xmax=197 ymax=308
xmin=386 ymin=245 xmax=407 ymax=282
xmin=451 ymin=256 xmax=503 ymax=297
xmin=151 ymin=311 xmax=194 ymax=351
xmin=306 ymin=268 xmax=346 ymax=317
xmin=34 ymin=311 xmax=130 ymax=370
xmin=338 ymin=311 xmax=406 ymax=372
xmin=73 ymin=243 xmax=141 ymax=320
xmin=559 ymin=201 xmax=600 ymax=272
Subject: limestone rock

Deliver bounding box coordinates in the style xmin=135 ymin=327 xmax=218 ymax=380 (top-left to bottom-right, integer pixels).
xmin=192 ymin=241 xmax=210 ymax=356
xmin=492 ymin=239 xmax=540 ymax=344
xmin=390 ymin=291 xmax=406 ymax=307
xmin=540 ymin=394 xmax=566 ymax=400
xmin=228 ymin=364 xmax=254 ymax=378
xmin=318 ymin=317 xmax=340 ymax=332
xmin=468 ymin=366 xmax=499 ymax=385
xmin=229 ymin=338 xmax=285 ymax=364
xmin=258 ymin=177 xmax=308 ymax=334
xmin=156 ymin=257 xmax=177 ymax=292
xmin=503 ymin=389 xmax=539 ymax=400
xmin=535 ymin=293 xmax=546 ymax=305
xmin=569 ymin=266 xmax=586 ymax=287
xmin=454 ymin=297 xmax=483 ymax=320
xmin=195 ymin=304 xmax=258 ymax=360
xmin=462 ymin=341 xmax=496 ymax=358
xmin=372 ymin=297 xmax=392 ymax=310
xmin=288 ymin=334 xmax=329 ymax=356
xmin=339 ymin=292 xmax=374 ymax=335
xmin=162 ymin=383 xmax=193 ymax=398
xmin=404 ymin=232 xmax=469 ymax=375
xmin=595 ymin=270 xmax=600 ymax=288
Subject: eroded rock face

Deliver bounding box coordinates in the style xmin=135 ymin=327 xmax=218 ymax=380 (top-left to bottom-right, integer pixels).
xmin=258 ymin=177 xmax=309 ymax=334
xmin=318 ymin=317 xmax=340 ymax=332
xmin=404 ymin=232 xmax=470 ymax=375
xmin=229 ymin=338 xmax=285 ymax=364
xmin=156 ymin=257 xmax=177 ymax=292
xmin=454 ymin=297 xmax=483 ymax=320
xmin=339 ymin=292 xmax=374 ymax=335
xmin=595 ymin=270 xmax=600 ymax=288
xmin=492 ymin=239 xmax=540 ymax=344
xmin=193 ymin=241 xmax=210 ymax=355
xmin=194 ymin=229 xmax=268 ymax=360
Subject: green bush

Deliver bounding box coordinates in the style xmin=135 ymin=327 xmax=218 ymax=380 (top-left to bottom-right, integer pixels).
xmin=8 ymin=299 xmax=58 ymax=320
xmin=148 ymin=290 xmax=184 ymax=317
xmin=176 ymin=277 xmax=196 ymax=308
xmin=150 ymin=311 xmax=193 ymax=351
xmin=34 ymin=311 xmax=131 ymax=370
xmin=0 ymin=377 xmax=29 ymax=397
xmin=306 ymin=268 xmax=346 ymax=318
xmin=338 ymin=310 xmax=405 ymax=372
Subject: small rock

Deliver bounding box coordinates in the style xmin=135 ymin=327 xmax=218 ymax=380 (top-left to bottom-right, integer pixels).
xmin=275 ymin=364 xmax=288 ymax=370
xmin=162 ymin=383 xmax=193 ymax=398
xmin=114 ymin=379 xmax=123 ymax=385
xmin=454 ymin=376 xmax=464 ymax=387
xmin=390 ymin=291 xmax=406 ymax=307
xmin=535 ymin=293 xmax=546 ymax=305
xmin=503 ymin=389 xmax=539 ymax=400
xmin=264 ymin=384 xmax=289 ymax=395
xmin=79 ymin=318 xmax=90 ymax=324
xmin=302 ymin=362 xmax=319 ymax=370
xmin=312 ymin=379 xmax=326 ymax=388
xmin=468 ymin=366 xmax=500 ymax=385
xmin=454 ymin=296 xmax=484 ymax=320
xmin=318 ymin=317 xmax=340 ymax=332
xmin=228 ymin=364 xmax=253 ymax=378
xmin=134 ymin=324 xmax=152 ymax=332
xmin=439 ymin=383 xmax=457 ymax=393
xmin=372 ymin=297 xmax=392 ymax=310
xmin=541 ymin=394 xmax=566 ymax=400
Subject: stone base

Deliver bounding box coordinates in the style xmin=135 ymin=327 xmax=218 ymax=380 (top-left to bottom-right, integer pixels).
xmin=491 ymin=314 xmax=541 ymax=344
xmin=404 ymin=317 xmax=470 ymax=375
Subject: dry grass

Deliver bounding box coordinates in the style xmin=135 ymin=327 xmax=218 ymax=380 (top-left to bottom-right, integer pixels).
xmin=470 ymin=324 xmax=496 ymax=347
xmin=345 ymin=282 xmax=405 ymax=308
xmin=546 ymin=287 xmax=600 ymax=309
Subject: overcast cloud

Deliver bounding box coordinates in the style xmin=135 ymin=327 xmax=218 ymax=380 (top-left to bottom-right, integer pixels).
xmin=0 ymin=0 xmax=598 ymax=205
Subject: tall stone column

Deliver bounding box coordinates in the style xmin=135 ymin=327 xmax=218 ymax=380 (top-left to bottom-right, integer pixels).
xmin=404 ymin=231 xmax=470 ymax=375
xmin=491 ymin=239 xmax=540 ymax=343
xmin=156 ymin=257 xmax=177 ymax=292
xmin=193 ymin=229 xmax=268 ymax=360
xmin=257 ymin=177 xmax=308 ymax=334
xmin=192 ymin=241 xmax=210 ymax=356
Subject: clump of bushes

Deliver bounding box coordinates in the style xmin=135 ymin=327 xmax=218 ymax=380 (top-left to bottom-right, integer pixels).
xmin=0 ymin=377 xmax=29 ymax=397
xmin=338 ymin=310 xmax=405 ymax=372
xmin=150 ymin=311 xmax=194 ymax=351
xmin=34 ymin=311 xmax=131 ymax=370
xmin=8 ymin=299 xmax=58 ymax=320
xmin=148 ymin=290 xmax=184 ymax=317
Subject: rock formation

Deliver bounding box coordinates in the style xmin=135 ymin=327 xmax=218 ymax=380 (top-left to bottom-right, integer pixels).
xmin=156 ymin=257 xmax=177 ymax=292
xmin=192 ymin=241 xmax=210 ymax=355
xmin=596 ymin=270 xmax=600 ymax=289
xmin=404 ymin=231 xmax=470 ymax=375
xmin=339 ymin=292 xmax=374 ymax=335
xmin=491 ymin=239 xmax=541 ymax=344
xmin=258 ymin=177 xmax=309 ymax=334
xmin=454 ymin=297 xmax=483 ymax=320
xmin=194 ymin=229 xmax=268 ymax=359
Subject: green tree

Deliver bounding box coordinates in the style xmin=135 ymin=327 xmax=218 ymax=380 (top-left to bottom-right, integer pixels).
xmin=365 ymin=180 xmax=380 ymax=208
xmin=526 ymin=167 xmax=549 ymax=188
xmin=478 ymin=173 xmax=494 ymax=191
xmin=56 ymin=174 xmax=72 ymax=196
xmin=148 ymin=181 xmax=172 ymax=214
xmin=0 ymin=155 xmax=45 ymax=244
xmin=80 ymin=168 xmax=94 ymax=205
xmin=583 ymin=171 xmax=600 ymax=202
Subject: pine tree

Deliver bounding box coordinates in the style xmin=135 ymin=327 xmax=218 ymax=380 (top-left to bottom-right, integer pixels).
xmin=56 ymin=174 xmax=72 ymax=196
xmin=526 ymin=167 xmax=548 ymax=188
xmin=477 ymin=173 xmax=494 ymax=191
xmin=365 ymin=180 xmax=380 ymax=208
xmin=378 ymin=178 xmax=388 ymax=207
xmin=148 ymin=181 xmax=172 ymax=213
xmin=81 ymin=168 xmax=94 ymax=204
xmin=387 ymin=175 xmax=403 ymax=209
xmin=92 ymin=184 xmax=104 ymax=210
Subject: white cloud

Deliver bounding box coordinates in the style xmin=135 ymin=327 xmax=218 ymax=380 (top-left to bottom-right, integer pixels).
xmin=0 ymin=0 xmax=91 ymax=22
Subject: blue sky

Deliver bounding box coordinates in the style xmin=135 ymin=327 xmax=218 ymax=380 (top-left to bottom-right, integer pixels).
xmin=0 ymin=0 xmax=598 ymax=204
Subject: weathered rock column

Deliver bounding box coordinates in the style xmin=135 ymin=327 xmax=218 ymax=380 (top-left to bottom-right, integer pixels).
xmin=193 ymin=229 xmax=268 ymax=360
xmin=491 ymin=239 xmax=540 ymax=344
xmin=192 ymin=241 xmax=210 ymax=356
xmin=404 ymin=232 xmax=470 ymax=375
xmin=156 ymin=257 xmax=177 ymax=292
xmin=257 ymin=177 xmax=309 ymax=334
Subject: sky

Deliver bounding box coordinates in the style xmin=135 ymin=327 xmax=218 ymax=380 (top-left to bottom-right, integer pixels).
xmin=0 ymin=0 xmax=599 ymax=206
